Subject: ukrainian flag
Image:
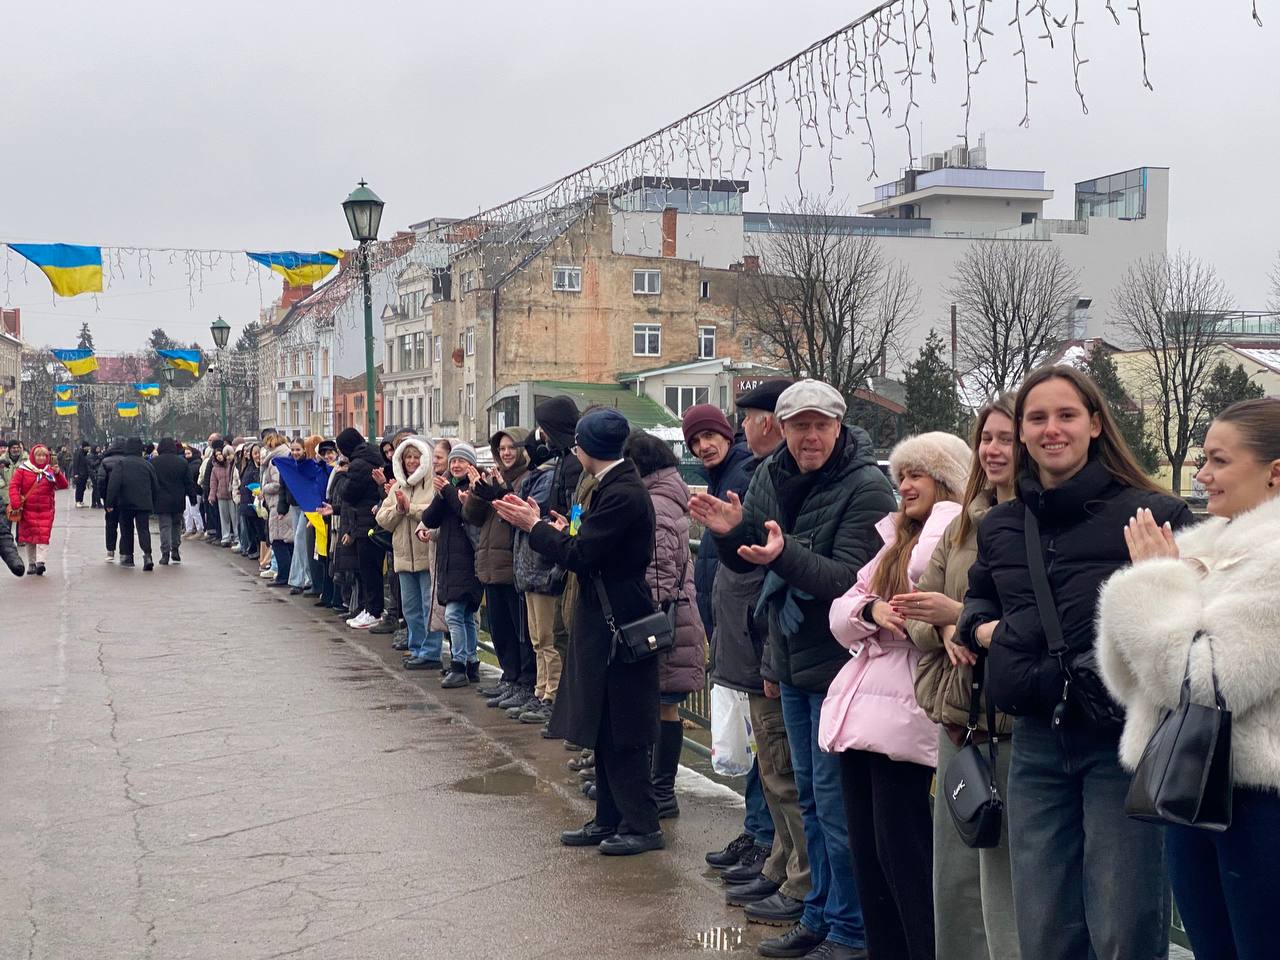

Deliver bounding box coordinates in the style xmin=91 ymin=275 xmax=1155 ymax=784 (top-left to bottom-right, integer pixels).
xmin=247 ymin=250 xmax=343 ymax=287
xmin=54 ymin=399 xmax=78 ymax=416
xmin=9 ymin=243 xmax=103 ymax=297
xmin=157 ymin=349 xmax=202 ymax=377
xmin=51 ymin=348 xmax=99 ymax=376
xmin=133 ymin=382 xmax=160 ymax=397
xmin=55 ymin=385 xmax=78 ymax=401
xmin=116 ymin=401 xmax=140 ymax=418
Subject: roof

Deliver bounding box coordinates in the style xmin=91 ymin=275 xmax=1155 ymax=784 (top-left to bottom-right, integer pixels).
xmin=530 ymin=380 xmax=678 ymax=429
xmin=617 ymin=358 xmax=783 ymax=382
xmin=1228 ymin=345 xmax=1280 ymax=375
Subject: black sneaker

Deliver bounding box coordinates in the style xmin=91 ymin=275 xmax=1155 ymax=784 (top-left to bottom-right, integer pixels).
xmin=721 ymin=843 xmax=770 ymax=884
xmin=705 ymin=831 xmax=755 ymax=870
xmin=519 ymin=698 xmax=553 ymax=724
xmin=798 ymin=941 xmax=867 ymax=960
xmin=120 ymin=555 xmax=135 ymax=568
xmin=477 ymin=679 xmax=509 ymax=698
xmin=485 ymin=682 xmax=515 ymax=707
xmin=34 ymin=563 xmax=46 ymax=576
xmin=744 ymin=892 xmax=806 ymax=927
xmin=498 ymin=686 xmax=534 ymax=711
xmin=756 ymin=923 xmax=827 ymax=959
xmin=369 ymin=616 xmax=398 ymax=635
xmin=440 ymin=668 xmax=469 ymax=689
xmin=142 ymin=556 xmax=154 ymax=572
xmin=171 ymin=549 xmax=181 ymax=564
xmin=159 ymin=553 xmax=170 ymax=566
xmin=403 ymin=657 xmax=442 ymax=671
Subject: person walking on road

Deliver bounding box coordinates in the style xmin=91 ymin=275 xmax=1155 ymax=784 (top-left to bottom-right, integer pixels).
xmin=72 ymin=441 xmax=91 ymax=507
xmin=105 ymin=436 xmax=161 ymax=571
xmin=692 ymin=379 xmax=896 ymax=960
xmin=97 ymin=438 xmax=126 ymax=560
xmin=495 ymin=407 xmax=665 ymax=857
xmin=0 ymin=439 xmax=27 ymax=524
xmin=9 ymin=443 xmax=69 ymax=575
xmin=152 ymin=437 xmax=198 ymax=565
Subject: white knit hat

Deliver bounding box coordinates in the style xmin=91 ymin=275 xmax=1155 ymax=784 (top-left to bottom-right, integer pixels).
xmin=888 ymin=431 xmax=972 ymax=496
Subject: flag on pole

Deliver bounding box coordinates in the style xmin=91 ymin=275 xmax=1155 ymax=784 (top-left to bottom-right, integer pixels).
xmin=133 ymin=382 xmax=160 ymax=397
xmin=51 ymin=348 xmax=98 ymax=376
xmin=54 ymin=399 xmax=78 ymax=416
xmin=156 ymin=349 xmax=202 ymax=377
xmin=8 ymin=243 xmax=104 ymax=297
xmin=247 ymin=250 xmax=343 ymax=287
xmin=116 ymin=401 xmax=140 ymax=418
xmin=55 ymin=385 xmax=78 ymax=401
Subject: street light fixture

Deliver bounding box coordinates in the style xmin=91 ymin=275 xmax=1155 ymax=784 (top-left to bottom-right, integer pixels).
xmin=210 ymin=315 xmax=231 ymax=437
xmin=342 ymin=180 xmax=385 ymax=440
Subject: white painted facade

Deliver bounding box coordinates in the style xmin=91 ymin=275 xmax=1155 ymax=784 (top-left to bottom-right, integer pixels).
xmin=611 ymin=211 xmax=745 ymax=269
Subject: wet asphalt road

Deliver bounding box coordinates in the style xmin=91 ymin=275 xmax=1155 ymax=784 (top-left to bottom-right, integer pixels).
xmin=0 ymin=496 xmax=759 ymax=960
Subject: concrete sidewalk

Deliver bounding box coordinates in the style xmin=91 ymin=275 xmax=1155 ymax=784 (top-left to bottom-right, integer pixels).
xmin=0 ymin=498 xmax=759 ymax=960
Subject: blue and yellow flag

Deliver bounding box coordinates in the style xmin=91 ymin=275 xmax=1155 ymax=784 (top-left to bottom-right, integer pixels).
xmin=116 ymin=401 xmax=140 ymax=418
xmin=156 ymin=349 xmax=202 ymax=377
xmin=9 ymin=243 xmax=104 ymax=297
xmin=55 ymin=384 xmax=78 ymax=401
xmin=51 ymin=348 xmax=98 ymax=376
xmin=54 ymin=399 xmax=78 ymax=416
xmin=133 ymin=382 xmax=160 ymax=397
xmin=247 ymin=250 xmax=343 ymax=287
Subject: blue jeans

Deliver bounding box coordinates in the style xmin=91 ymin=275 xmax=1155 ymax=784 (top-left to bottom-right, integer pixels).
xmin=744 ymin=759 xmax=775 ymax=849
xmin=400 ymin=570 xmax=444 ymax=661
xmin=444 ymin=600 xmax=478 ymax=666
xmin=780 ymin=682 xmax=866 ymax=948
xmin=288 ymin=510 xmax=312 ymax=589
xmin=1008 ymin=716 xmax=1170 ymax=960
xmin=1168 ymin=786 xmax=1280 ymax=960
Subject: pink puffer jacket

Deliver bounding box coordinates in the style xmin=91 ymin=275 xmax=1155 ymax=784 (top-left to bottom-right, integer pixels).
xmin=818 ymin=501 xmax=961 ymax=766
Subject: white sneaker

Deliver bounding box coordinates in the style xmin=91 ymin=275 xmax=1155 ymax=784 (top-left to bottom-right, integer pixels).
xmin=345 ymin=610 xmax=367 ymax=627
xmin=259 ymin=569 xmax=275 ymax=579
xmin=348 ymin=611 xmax=378 ymax=629
xmin=105 ymin=552 xmax=114 ymax=562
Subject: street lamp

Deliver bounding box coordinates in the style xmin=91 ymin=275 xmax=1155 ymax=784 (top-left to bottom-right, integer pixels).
xmin=210 ymin=315 xmax=231 ymax=438
xmin=342 ymin=180 xmax=385 ymax=440
xmin=162 ymin=366 xmax=176 ymax=439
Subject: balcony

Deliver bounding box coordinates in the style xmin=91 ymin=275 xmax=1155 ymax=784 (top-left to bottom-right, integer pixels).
xmin=275 ymin=376 xmax=315 ymax=394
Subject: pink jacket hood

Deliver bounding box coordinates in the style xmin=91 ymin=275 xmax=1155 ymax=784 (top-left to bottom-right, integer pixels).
xmin=818 ymin=500 xmax=961 ymax=764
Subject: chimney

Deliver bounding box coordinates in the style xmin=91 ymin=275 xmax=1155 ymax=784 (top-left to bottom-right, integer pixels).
xmin=280 ymin=282 xmax=313 ymax=310
xmin=742 ymin=255 xmax=760 ymax=274
xmin=0 ymin=307 xmax=19 ymax=339
xmin=661 ymin=206 xmax=678 ymax=258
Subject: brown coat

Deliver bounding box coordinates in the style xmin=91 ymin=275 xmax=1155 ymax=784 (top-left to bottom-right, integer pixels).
xmin=460 ymin=428 xmax=530 ymax=585
xmin=908 ymin=493 xmax=1014 ymax=735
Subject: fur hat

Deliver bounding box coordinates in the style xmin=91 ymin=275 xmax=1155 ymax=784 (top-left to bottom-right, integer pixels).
xmin=887 ymin=431 xmax=972 ymax=497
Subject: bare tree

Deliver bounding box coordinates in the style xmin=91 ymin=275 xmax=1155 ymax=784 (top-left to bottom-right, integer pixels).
xmin=950 ymin=240 xmax=1079 ymax=399
xmin=1112 ymin=251 xmax=1233 ymax=496
xmin=1269 ymin=252 xmax=1280 ymax=313
xmin=742 ymin=198 xmax=918 ymax=407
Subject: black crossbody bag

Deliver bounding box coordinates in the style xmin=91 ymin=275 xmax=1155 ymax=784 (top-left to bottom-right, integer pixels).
xmin=591 ymin=511 xmax=676 ymax=664
xmin=1024 ymin=507 xmax=1125 ymax=731
xmin=944 ymin=657 xmax=1004 ymax=848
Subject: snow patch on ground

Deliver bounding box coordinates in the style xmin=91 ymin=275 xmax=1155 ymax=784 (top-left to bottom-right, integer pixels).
xmin=676 ymin=766 xmax=746 ymax=807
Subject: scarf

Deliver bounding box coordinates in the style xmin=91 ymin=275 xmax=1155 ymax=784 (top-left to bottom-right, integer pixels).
xmin=559 ymin=470 xmax=600 ymax=636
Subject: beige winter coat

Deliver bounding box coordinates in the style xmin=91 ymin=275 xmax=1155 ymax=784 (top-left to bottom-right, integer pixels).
xmin=374 ymin=437 xmax=436 ymax=574
xmin=908 ymin=492 xmax=1014 ymax=735
xmin=1098 ymin=493 xmax=1280 ymax=792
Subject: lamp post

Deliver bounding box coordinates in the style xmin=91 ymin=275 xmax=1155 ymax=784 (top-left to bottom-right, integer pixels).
xmin=162 ymin=365 xmax=176 ymax=439
xmin=342 ymin=180 xmax=385 ymax=440
xmin=210 ymin=315 xmax=231 ymax=438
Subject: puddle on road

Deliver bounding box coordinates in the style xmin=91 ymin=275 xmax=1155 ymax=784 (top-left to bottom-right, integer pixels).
xmin=374 ymin=701 xmax=439 ymax=713
xmin=690 ymin=927 xmax=746 ymax=952
xmin=451 ymin=769 xmax=545 ymax=796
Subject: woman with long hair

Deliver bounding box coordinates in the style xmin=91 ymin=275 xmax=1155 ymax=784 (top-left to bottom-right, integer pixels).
xmin=958 ymin=365 xmax=1194 ymax=960
xmin=898 ymin=396 xmax=1020 ymax=960
xmin=823 ymin=432 xmax=972 ymax=960
xmin=207 ymin=445 xmax=236 ymax=548
xmin=235 ymin=443 xmax=263 ymax=559
xmin=1098 ymin=397 xmax=1280 ymax=960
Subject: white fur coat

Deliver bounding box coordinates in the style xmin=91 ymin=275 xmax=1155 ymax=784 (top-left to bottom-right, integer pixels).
xmin=1097 ymin=493 xmax=1280 ymax=792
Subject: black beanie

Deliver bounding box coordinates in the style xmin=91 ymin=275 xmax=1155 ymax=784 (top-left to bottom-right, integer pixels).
xmin=534 ymin=395 xmax=580 ymax=452
xmin=575 ymin=408 xmax=630 ymax=460
xmin=336 ymin=427 xmax=364 ymax=458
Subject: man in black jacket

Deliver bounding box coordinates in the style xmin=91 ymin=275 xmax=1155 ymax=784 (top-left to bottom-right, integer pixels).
xmin=96 ymin=439 xmax=127 ymax=561
xmin=496 ymin=408 xmax=663 ymax=857
xmin=72 ymin=442 xmax=91 ymax=507
xmin=693 ymin=380 xmax=894 ymax=960
xmin=105 ymin=437 xmax=160 ymax=570
xmin=152 ymin=437 xmax=197 ymax=565
xmin=0 ymin=512 xmax=25 ymax=577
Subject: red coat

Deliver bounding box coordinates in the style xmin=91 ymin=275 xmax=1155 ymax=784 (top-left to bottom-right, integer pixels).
xmin=11 ymin=461 xmax=68 ymax=545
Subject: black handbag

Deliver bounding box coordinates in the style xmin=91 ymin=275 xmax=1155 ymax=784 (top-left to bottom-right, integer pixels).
xmin=1024 ymin=508 xmax=1126 ymax=731
xmin=1124 ymin=635 xmax=1233 ymax=831
xmin=592 ymin=576 xmax=675 ymax=664
xmin=944 ymin=657 xmax=1005 ymax=848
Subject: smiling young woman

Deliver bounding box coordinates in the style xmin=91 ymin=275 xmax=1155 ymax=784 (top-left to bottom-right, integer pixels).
xmin=958 ymin=364 xmax=1195 ymax=960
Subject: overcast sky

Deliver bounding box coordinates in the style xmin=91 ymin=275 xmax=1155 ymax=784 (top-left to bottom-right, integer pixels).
xmin=2 ymin=0 xmax=1275 ymax=353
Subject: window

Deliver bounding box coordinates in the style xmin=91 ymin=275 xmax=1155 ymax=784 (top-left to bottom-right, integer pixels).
xmin=664 ymin=385 xmax=709 ymax=416
xmin=385 ymin=339 xmax=394 ymax=373
xmin=461 ymin=270 xmax=475 ymax=294
xmin=633 ymin=323 xmax=661 ymax=356
xmin=699 ymin=280 xmax=710 ymax=299
xmin=320 ymin=348 xmax=329 ymax=378
xmin=398 ymin=334 xmax=413 ymax=372
xmin=552 ymin=266 xmax=582 ymax=292
xmin=413 ymin=331 xmax=426 ymax=369
xmin=465 ymin=383 xmax=475 ymax=419
xmin=431 ymin=388 xmax=441 ymax=424
xmin=279 ymin=400 xmax=288 ymax=425
xmin=303 ymin=352 xmax=313 ymax=375
xmin=398 ymin=398 xmax=406 ymax=426
xmin=457 ymin=387 xmax=462 ymax=415
xmin=416 ymin=397 xmax=424 ymax=428
xmin=433 ymin=335 xmax=442 ymax=363
xmin=633 ymin=269 xmax=661 ymax=295
xmin=465 ymin=327 xmax=475 ymax=356
xmin=698 ymin=326 xmax=716 ymax=360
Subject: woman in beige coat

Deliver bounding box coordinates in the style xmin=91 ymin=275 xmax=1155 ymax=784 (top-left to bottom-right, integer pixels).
xmin=897 ymin=395 xmax=1020 ymax=960
xmin=375 ymin=436 xmax=440 ymax=669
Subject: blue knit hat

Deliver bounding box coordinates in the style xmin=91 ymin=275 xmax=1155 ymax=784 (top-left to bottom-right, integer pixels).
xmin=575 ymin=408 xmax=630 ymax=460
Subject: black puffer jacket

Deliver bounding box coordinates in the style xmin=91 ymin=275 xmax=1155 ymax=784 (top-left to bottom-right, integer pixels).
xmin=105 ymin=440 xmax=160 ymax=512
xmin=535 ymin=395 xmax=583 ymax=516
xmin=421 ymin=479 xmax=483 ymax=608
xmin=96 ymin=441 xmax=126 ymax=493
xmin=341 ymin=443 xmax=385 ymax=539
xmin=152 ymin=439 xmax=197 ymax=514
xmin=716 ymin=426 xmax=897 ymax=694
xmin=959 ymin=457 xmax=1194 ymax=725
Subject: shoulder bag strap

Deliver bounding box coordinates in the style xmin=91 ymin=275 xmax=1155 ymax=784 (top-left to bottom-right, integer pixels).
xmin=1023 ymin=505 xmax=1068 ymax=657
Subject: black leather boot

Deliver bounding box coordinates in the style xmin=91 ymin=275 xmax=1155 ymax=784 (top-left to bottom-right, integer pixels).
xmin=652 ymin=719 xmax=684 ymax=820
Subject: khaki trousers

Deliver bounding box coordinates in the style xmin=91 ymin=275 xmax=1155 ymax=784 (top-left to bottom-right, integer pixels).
xmin=749 ymin=692 xmax=811 ymax=901
xmin=526 ymin=591 xmax=563 ymax=700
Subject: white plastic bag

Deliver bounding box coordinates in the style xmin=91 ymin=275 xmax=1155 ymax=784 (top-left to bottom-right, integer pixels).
xmin=710 ymin=684 xmax=757 ymax=777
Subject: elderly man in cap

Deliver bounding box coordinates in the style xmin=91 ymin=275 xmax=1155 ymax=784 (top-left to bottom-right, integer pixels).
xmin=495 ymin=407 xmax=664 ymax=857
xmin=692 ymin=379 xmax=895 ymax=960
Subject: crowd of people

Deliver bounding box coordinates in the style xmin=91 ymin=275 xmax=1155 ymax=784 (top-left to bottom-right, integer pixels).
xmin=2 ymin=368 xmax=1277 ymax=960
